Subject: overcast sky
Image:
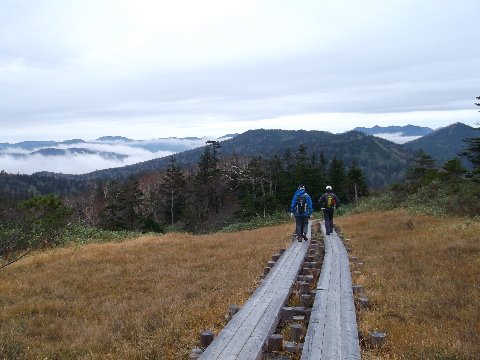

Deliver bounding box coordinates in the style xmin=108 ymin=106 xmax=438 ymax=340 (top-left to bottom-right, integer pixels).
xmin=1 ymin=0 xmax=479 ymax=143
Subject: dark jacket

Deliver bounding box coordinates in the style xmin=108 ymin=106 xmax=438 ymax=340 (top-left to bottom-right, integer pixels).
xmin=290 ymin=189 xmax=313 ymax=217
xmin=318 ymin=191 xmax=340 ymax=209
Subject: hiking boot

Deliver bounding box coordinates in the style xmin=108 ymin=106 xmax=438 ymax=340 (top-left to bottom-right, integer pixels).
xmin=303 ymin=233 xmax=308 ymax=241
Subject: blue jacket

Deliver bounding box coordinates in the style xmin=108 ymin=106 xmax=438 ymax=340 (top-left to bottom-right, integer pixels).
xmin=290 ymin=189 xmax=313 ymax=217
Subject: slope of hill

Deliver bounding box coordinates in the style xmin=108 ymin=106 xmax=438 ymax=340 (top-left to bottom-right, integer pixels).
xmin=402 ymin=122 xmax=478 ymax=166
xmin=72 ymin=129 xmax=415 ymax=187
xmin=0 ymin=171 xmax=90 ymax=203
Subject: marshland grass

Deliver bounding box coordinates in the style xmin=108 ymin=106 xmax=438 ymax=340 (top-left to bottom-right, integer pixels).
xmin=3 ymin=211 xmax=478 ymax=359
xmin=336 ymin=210 xmax=480 ymax=359
xmin=0 ymin=224 xmax=292 ymax=359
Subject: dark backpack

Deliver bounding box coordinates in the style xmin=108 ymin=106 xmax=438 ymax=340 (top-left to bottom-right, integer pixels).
xmin=296 ymin=194 xmax=308 ymax=214
xmin=325 ymin=194 xmax=336 ymax=208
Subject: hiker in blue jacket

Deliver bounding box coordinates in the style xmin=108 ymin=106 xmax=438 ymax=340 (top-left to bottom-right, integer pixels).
xmin=318 ymin=185 xmax=340 ymax=235
xmin=290 ymin=185 xmax=313 ymax=242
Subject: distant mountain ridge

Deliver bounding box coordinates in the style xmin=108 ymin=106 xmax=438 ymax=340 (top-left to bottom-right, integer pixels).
xmin=58 ymin=123 xmax=476 ymax=185
xmin=1 ymin=123 xmax=477 ymax=193
xmin=67 ymin=129 xmax=415 ymax=187
xmin=0 ymin=135 xmax=236 ymax=153
xmin=355 ymin=124 xmax=433 ymax=136
xmin=402 ymin=122 xmax=478 ymax=166
xmin=0 ymin=135 xmax=237 ymax=171
xmin=29 ymin=148 xmax=129 ymax=160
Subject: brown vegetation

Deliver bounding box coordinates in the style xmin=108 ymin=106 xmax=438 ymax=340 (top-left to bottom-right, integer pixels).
xmin=336 ymin=210 xmax=480 ymax=359
xmin=3 ymin=211 xmax=478 ymax=359
xmin=0 ymin=225 xmax=292 ymax=359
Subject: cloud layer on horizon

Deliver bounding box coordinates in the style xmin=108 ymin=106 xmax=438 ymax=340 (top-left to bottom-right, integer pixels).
xmin=0 ymin=137 xmax=217 ymax=174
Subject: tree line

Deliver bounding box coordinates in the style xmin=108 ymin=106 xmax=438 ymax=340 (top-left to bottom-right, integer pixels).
xmin=64 ymin=143 xmax=369 ymax=234
xmin=386 ymin=97 xmax=480 ymax=216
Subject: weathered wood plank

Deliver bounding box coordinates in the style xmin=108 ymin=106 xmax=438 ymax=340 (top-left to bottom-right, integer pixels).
xmin=301 ymin=223 xmax=361 ymax=360
xmin=199 ymin=221 xmax=311 ymax=359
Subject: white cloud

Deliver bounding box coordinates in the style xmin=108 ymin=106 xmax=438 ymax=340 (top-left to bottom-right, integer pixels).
xmin=0 ymin=136 xmax=226 ymax=174
xmin=0 ymin=151 xmax=174 ymax=175
xmin=372 ymin=133 xmax=422 ymax=144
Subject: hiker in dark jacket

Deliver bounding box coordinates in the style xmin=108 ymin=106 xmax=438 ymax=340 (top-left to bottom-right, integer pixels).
xmin=318 ymin=186 xmax=340 ymax=235
xmin=290 ymin=185 xmax=313 ymax=242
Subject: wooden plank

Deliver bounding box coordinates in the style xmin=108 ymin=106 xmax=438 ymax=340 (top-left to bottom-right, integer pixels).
xmin=301 ymin=223 xmax=361 ymax=360
xmin=302 ymin=223 xmax=332 ymax=358
xmin=199 ymin=221 xmax=311 ymax=359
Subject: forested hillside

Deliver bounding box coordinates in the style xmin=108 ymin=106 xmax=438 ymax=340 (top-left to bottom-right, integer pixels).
xmin=67 ymin=129 xmax=415 ymax=187
xmin=2 ymin=125 xmax=477 ymax=204
xmin=403 ymin=122 xmax=478 ymax=166
xmin=0 ymin=171 xmax=90 ymax=204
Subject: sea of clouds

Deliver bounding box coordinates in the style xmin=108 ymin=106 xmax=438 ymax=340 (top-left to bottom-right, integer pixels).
xmin=0 ymin=137 xmax=218 ymax=175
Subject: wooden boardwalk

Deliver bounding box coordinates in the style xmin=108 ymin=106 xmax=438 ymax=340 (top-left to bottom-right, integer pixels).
xmin=301 ymin=224 xmax=361 ymax=360
xmin=199 ymin=222 xmax=311 ymax=360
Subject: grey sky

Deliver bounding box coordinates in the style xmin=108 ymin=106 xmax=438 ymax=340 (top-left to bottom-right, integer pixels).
xmin=1 ymin=0 xmax=479 ymax=142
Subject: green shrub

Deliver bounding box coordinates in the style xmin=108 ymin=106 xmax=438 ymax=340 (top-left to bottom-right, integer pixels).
xmin=63 ymin=224 xmax=141 ymax=245
xmin=341 ymin=179 xmax=480 ymax=218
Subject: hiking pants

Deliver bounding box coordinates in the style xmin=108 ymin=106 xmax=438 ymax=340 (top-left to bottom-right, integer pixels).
xmin=295 ymin=216 xmax=309 ymax=240
xmin=323 ymin=208 xmax=335 ymax=234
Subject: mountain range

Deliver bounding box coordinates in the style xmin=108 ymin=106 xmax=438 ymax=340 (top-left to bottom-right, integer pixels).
xmin=0 ymin=135 xmax=236 ymax=155
xmin=67 ymin=129 xmax=412 ymax=187
xmin=402 ymin=122 xmax=478 ymax=166
xmin=0 ymin=123 xmax=477 ymax=197
xmin=354 ymin=124 xmax=433 ymax=136
xmin=354 ymin=124 xmax=434 ymax=144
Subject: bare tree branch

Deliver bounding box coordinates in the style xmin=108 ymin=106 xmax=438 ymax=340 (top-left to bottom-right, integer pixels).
xmin=0 ymin=248 xmax=32 ymax=270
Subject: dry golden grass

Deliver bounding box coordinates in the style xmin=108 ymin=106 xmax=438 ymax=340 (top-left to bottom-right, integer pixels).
xmin=0 ymin=225 xmax=293 ymax=359
xmin=336 ymin=210 xmax=480 ymax=360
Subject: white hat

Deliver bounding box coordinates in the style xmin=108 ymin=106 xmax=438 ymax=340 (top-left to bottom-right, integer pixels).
xmin=326 ymin=185 xmax=332 ymax=190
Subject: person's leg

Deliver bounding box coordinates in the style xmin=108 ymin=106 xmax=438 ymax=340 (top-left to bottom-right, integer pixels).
xmin=301 ymin=216 xmax=308 ymax=240
xmin=328 ymin=210 xmax=333 ymax=233
xmin=323 ymin=209 xmax=330 ymax=234
xmin=295 ymin=216 xmax=303 ymax=241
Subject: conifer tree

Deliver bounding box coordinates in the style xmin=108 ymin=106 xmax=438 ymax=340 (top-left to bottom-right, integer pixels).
xmin=159 ymin=156 xmax=186 ymax=226
xmin=279 ymin=148 xmax=296 ymax=207
xmin=460 ymin=96 xmax=480 ymax=179
xmin=405 ymin=150 xmax=437 ymax=185
xmin=294 ymin=144 xmax=309 ymax=185
xmin=328 ymin=157 xmax=347 ymax=201
xmin=100 ymin=178 xmax=145 ymax=230
xmin=310 ymin=151 xmax=328 ymax=204
xmin=346 ymin=161 xmax=369 ymax=203
xmin=441 ymin=157 xmax=466 ymax=180
xmin=185 ymin=141 xmax=230 ymax=232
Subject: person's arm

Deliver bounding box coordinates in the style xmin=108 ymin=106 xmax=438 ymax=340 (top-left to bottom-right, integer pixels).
xmin=307 ymin=195 xmax=313 ymax=216
xmin=290 ymin=194 xmax=298 ymax=214
xmin=318 ymin=194 xmax=325 ymax=210
xmin=334 ymin=194 xmax=340 ymax=208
